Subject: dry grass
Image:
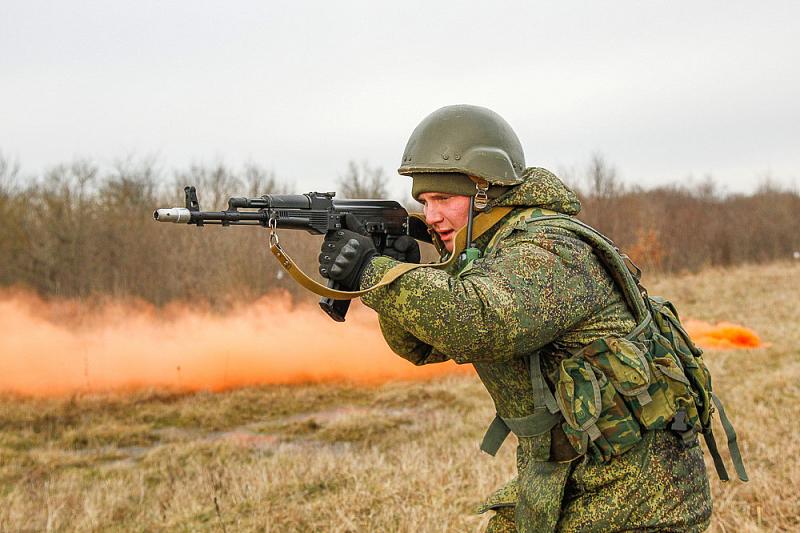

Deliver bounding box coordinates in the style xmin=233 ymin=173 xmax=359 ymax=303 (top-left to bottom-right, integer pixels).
xmin=1 ymin=262 xmax=798 ymax=531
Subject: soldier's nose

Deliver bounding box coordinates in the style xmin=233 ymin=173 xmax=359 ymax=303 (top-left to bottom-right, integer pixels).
xmin=424 ymin=205 xmax=443 ymax=226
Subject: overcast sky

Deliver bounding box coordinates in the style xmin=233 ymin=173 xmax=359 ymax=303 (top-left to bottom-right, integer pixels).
xmin=1 ymin=1 xmax=798 ymax=198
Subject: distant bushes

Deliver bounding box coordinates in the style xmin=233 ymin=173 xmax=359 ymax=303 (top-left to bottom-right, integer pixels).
xmin=0 ymin=157 xmax=317 ymax=305
xmin=572 ymin=156 xmax=800 ymax=272
xmin=0 ymin=154 xmax=797 ymax=304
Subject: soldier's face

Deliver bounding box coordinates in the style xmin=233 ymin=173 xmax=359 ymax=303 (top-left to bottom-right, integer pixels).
xmin=417 ymin=192 xmax=471 ymax=252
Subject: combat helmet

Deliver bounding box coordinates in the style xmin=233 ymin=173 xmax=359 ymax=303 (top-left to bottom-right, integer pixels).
xmin=399 ymin=105 xmax=526 ymax=187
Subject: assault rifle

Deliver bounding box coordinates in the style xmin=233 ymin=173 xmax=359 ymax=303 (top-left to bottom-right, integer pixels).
xmin=154 ymin=186 xmax=428 ymax=321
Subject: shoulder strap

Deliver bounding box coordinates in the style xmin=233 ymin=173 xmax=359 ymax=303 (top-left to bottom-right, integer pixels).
xmin=526 ymin=214 xmax=650 ymax=326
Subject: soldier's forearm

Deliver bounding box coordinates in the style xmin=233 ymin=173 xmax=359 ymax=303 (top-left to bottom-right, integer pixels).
xmin=361 ymin=257 xmax=521 ymax=363
xmin=378 ymin=316 xmax=449 ymax=366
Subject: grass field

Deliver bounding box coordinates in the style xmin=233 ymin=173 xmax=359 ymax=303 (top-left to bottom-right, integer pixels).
xmin=1 ymin=262 xmax=797 ymax=532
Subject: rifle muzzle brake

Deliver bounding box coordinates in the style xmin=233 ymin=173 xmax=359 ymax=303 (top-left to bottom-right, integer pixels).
xmin=153 ymin=207 xmax=192 ymax=223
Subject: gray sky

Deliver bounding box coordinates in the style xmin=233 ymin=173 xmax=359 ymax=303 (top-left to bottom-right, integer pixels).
xmin=2 ymin=1 xmax=798 ymax=198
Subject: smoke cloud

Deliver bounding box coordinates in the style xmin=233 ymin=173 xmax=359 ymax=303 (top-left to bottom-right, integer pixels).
xmin=0 ymin=290 xmax=470 ymax=396
xmin=0 ymin=290 xmax=761 ymax=397
xmin=684 ymin=319 xmax=762 ymax=350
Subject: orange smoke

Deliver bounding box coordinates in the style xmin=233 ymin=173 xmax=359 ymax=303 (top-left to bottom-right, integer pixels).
xmin=0 ymin=290 xmax=471 ymax=396
xmin=683 ymin=319 xmax=762 ymax=350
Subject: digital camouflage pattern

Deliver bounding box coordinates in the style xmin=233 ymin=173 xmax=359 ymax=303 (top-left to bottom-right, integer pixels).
xmin=483 ymin=432 xmax=711 ymax=532
xmin=360 ymin=168 xmax=712 ymax=532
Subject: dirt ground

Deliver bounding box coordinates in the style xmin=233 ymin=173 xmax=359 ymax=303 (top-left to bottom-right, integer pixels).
xmin=1 ymin=262 xmax=797 ymax=531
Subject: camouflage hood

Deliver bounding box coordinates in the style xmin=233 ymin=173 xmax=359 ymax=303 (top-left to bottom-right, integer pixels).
xmin=491 ymin=167 xmax=581 ymax=216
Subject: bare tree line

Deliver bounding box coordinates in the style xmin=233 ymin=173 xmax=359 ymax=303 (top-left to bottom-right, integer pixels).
xmin=0 ymin=153 xmax=797 ymax=305
xmin=0 ymin=156 xmax=315 ymax=305
xmin=571 ymin=154 xmax=800 ymax=272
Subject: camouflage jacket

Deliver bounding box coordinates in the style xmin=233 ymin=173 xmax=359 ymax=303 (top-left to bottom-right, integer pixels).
xmin=360 ymin=168 xmax=711 ymax=532
xmin=362 ymin=167 xmax=635 ymax=420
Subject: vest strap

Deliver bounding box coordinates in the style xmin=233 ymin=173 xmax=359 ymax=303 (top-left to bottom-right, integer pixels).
xmin=712 ymin=393 xmax=749 ymax=481
xmin=529 ymin=352 xmax=560 ymax=415
xmin=702 ymin=427 xmax=729 ymax=481
xmin=480 ymin=409 xmax=562 ymax=456
xmin=480 ymin=416 xmax=511 ymax=456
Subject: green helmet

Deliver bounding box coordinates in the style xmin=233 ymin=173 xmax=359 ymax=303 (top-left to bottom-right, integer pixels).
xmin=398 ymin=105 xmax=526 ymax=186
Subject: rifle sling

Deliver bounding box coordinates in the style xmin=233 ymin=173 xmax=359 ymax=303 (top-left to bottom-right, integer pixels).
xmin=269 ymin=207 xmax=513 ymax=300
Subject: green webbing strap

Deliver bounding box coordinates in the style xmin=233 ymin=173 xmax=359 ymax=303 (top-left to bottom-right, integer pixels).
xmin=504 ymin=410 xmax=562 ymax=437
xmin=481 ymin=416 xmax=511 ymax=456
xmin=481 ymin=352 xmax=564 ymax=456
xmin=702 ymin=428 xmax=729 ymax=481
xmin=480 ymin=410 xmax=562 ymax=456
xmin=625 ymin=313 xmax=653 ymax=342
xmin=712 ymin=393 xmax=749 ymax=482
xmin=529 ymin=352 xmax=560 ymax=414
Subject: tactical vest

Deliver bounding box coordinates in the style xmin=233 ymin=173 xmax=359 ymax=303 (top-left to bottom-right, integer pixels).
xmin=479 ymin=209 xmax=748 ymax=482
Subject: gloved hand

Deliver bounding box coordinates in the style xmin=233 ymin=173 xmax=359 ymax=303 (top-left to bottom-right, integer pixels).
xmin=383 ymin=235 xmax=421 ymax=263
xmin=318 ymin=214 xmax=377 ymax=291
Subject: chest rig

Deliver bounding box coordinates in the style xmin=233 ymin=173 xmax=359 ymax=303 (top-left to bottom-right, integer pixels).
xmin=478 ymin=210 xmax=747 ymax=482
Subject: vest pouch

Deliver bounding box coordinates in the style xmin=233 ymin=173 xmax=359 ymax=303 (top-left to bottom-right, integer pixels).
xmin=650 ymin=298 xmax=748 ymax=481
xmin=556 ymin=358 xmax=642 ymax=463
xmin=582 ymin=334 xmax=698 ymax=433
xmin=581 ymin=336 xmax=654 ymax=410
xmin=642 ymin=330 xmax=702 ymax=431
xmin=651 ymin=351 xmax=701 ymax=430
xmin=679 ymin=359 xmax=712 ymax=427
xmin=648 ymin=301 xmax=713 ymax=426
xmin=650 ymin=297 xmax=702 ymax=355
xmin=582 ymin=336 xmax=650 ymax=390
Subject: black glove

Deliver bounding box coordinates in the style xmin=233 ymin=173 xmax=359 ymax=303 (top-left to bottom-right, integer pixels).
xmin=318 ymin=214 xmax=377 ymax=290
xmin=383 ymin=235 xmax=421 ymax=263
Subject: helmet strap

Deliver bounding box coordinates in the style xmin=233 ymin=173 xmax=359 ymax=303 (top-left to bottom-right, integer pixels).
xmin=457 ymin=195 xmax=482 ymax=269
xmin=465 ymin=195 xmax=476 ymax=248
xmin=472 ymin=178 xmax=490 ymax=211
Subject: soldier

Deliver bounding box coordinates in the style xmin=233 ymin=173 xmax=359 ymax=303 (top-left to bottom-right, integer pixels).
xmin=318 ymin=105 xmax=712 ymax=531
